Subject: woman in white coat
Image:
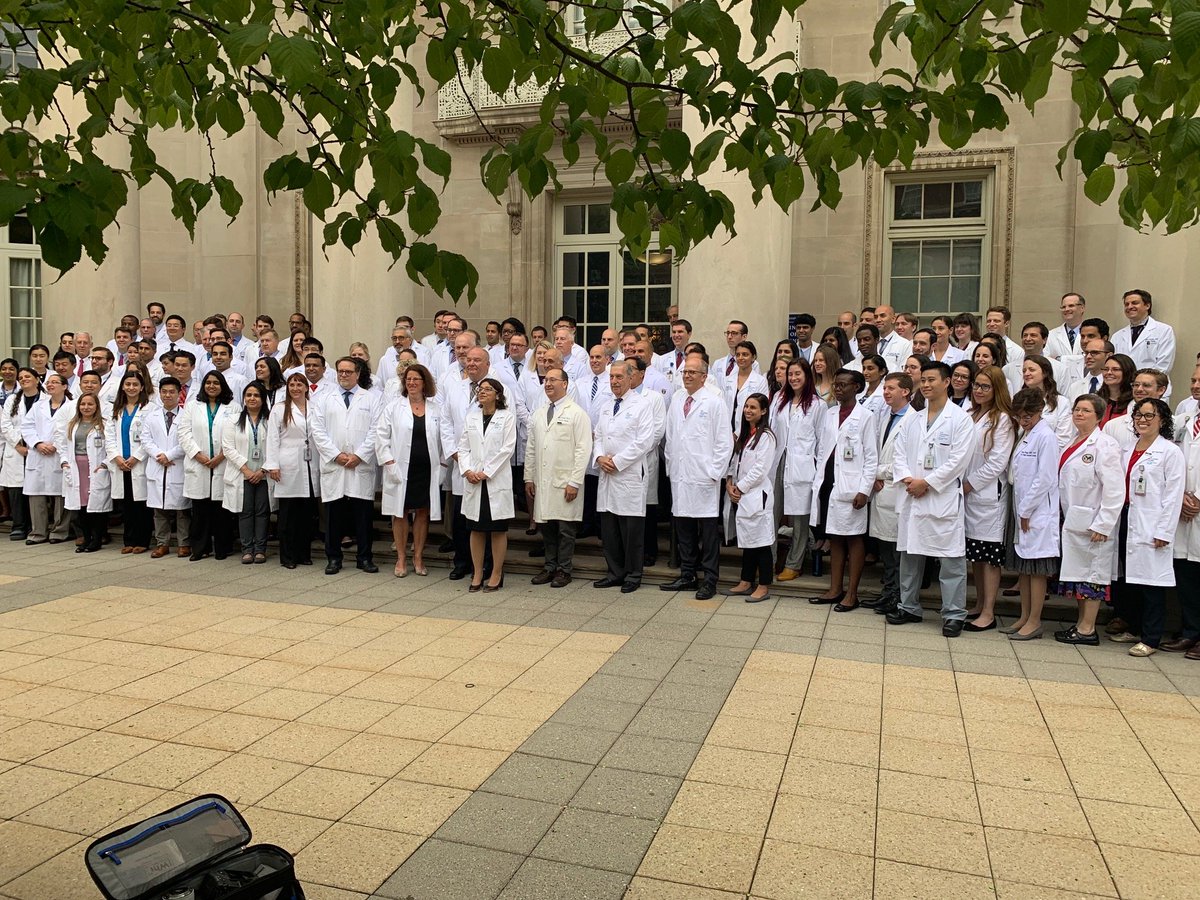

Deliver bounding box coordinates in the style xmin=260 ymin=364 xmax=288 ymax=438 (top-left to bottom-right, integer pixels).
xmin=377 ymin=364 xmax=443 ymax=577
xmin=1054 ymin=394 xmax=1125 ymax=646
xmin=1002 ymin=388 xmax=1061 ymax=640
xmin=1 ymin=367 xmax=42 ymax=541
xmin=56 ymin=393 xmax=112 ymax=552
xmin=809 ymin=369 xmax=879 ymax=611
xmin=221 ymin=381 xmax=275 ymax=564
xmin=178 ymin=370 xmax=239 ymax=560
xmin=265 ymin=373 xmax=320 ymax=568
xmin=722 ymin=341 xmax=769 ymax=436
xmin=777 ymin=359 xmax=826 ymax=580
xmin=1021 ymin=355 xmax=1073 ymax=448
xmin=962 ymin=366 xmax=1015 ymax=631
xmin=724 ymin=394 xmax=777 ymax=602
xmin=461 ymin=377 xmax=517 ymax=592
xmin=107 ymin=370 xmax=152 ymax=552
xmin=1116 ymin=398 xmax=1186 ymax=657
xmin=21 ymin=373 xmax=71 ymax=544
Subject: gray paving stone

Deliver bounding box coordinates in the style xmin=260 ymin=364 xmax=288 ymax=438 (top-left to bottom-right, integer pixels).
xmin=634 ymin=622 xmax=704 ymax=641
xmin=1011 ymin=639 xmax=1086 ymax=662
xmin=376 ymin=839 xmax=522 ymax=900
xmin=574 ymin=673 xmax=660 ymax=704
xmin=1091 ymin=666 xmax=1176 ymax=692
xmin=658 ymin=660 xmax=742 ymax=688
xmin=520 ymin=722 xmax=621 ymax=765
xmin=624 ymin=706 xmax=717 ymax=743
xmin=754 ymin=634 xmax=823 ymax=655
xmin=596 ymin=653 xmax=677 ymax=681
xmin=435 ymin=791 xmax=562 ymax=854
xmin=482 ymin=752 xmax=593 ymax=805
xmin=526 ymin=613 xmax=592 ymax=631
xmin=1018 ymin=660 xmax=1100 ymax=685
xmin=550 ymin=696 xmax=642 ymax=731
xmin=950 ymin=653 xmax=1025 ymax=678
xmin=680 ymin=644 xmax=752 ymax=668
xmin=761 ymin=618 xmax=826 ymax=639
xmin=498 ymin=858 xmax=630 ymax=900
xmin=950 ymin=634 xmax=1018 ymax=657
xmin=617 ymin=637 xmax=690 ymax=660
xmin=819 ymin=639 xmax=885 ymax=664
xmin=570 ymin=768 xmax=682 ymax=820
xmin=884 ymin=646 xmax=953 ymax=670
xmin=600 ymin=733 xmax=701 ymax=778
xmin=532 ymin=808 xmax=659 ymax=874
xmin=691 ymin=626 xmax=760 ymax=648
xmin=645 ymin=680 xmax=730 ymax=715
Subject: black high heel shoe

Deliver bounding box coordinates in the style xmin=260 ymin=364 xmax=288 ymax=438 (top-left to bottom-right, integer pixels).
xmin=483 ymin=576 xmax=505 ymax=593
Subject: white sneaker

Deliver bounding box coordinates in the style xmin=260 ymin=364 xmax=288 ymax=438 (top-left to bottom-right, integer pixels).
xmin=1128 ymin=642 xmax=1157 ymax=657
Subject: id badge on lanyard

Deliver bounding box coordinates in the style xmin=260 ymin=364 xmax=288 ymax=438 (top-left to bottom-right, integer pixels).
xmin=924 ymin=444 xmax=935 ymax=470
xmin=843 ymin=442 xmax=855 ymax=461
xmin=1134 ymin=464 xmax=1147 ymax=496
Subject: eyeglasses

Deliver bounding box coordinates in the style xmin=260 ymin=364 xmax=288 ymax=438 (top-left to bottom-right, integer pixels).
xmin=723 ymin=330 xmax=744 ymax=337
xmin=971 ymin=382 xmax=993 ymax=391
xmin=1132 ymin=411 xmax=1158 ymax=420
xmin=543 ymin=377 xmax=565 ymax=384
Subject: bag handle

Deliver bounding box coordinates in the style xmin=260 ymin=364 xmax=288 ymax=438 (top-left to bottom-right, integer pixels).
xmin=98 ymin=800 xmax=227 ymax=865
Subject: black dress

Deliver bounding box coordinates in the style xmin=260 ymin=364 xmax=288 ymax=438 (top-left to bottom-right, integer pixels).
xmin=404 ymin=413 xmax=431 ymax=513
xmin=470 ymin=413 xmax=510 ymax=533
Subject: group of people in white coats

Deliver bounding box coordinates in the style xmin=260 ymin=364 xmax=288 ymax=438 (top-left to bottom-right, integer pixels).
xmin=7 ymin=287 xmax=1200 ymax=663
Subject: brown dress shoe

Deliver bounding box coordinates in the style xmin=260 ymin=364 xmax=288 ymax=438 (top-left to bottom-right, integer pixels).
xmin=150 ymin=546 xmax=169 ymax=559
xmin=1162 ymin=636 xmax=1200 ymax=653
xmin=550 ymin=571 xmax=573 ymax=588
xmin=131 ymin=546 xmax=148 ymax=554
xmin=1186 ymin=644 xmax=1200 ymax=661
xmin=530 ymin=570 xmax=554 ymax=585
xmin=177 ymin=546 xmax=191 ymax=558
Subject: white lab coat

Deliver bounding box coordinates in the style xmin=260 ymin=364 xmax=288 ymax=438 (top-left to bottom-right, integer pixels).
xmin=461 ymin=407 xmax=517 ymax=522
xmin=263 ymin=401 xmax=321 ymax=500
xmin=55 ymin=419 xmax=113 ymax=513
xmin=1059 ymin=429 xmax=1123 ymax=584
xmin=635 ymin=387 xmax=667 ymax=507
xmin=1102 ymin=411 xmax=1138 ymax=451
xmin=869 ymin=407 xmax=907 ymax=543
xmin=21 ymin=397 xmax=68 ymax=496
xmin=0 ymin=396 xmax=32 ymax=490
xmin=654 ymin=348 xmax=687 ymax=395
xmin=963 ymin=413 xmax=1016 ymax=543
xmin=1113 ymin=316 xmax=1176 ymax=400
xmin=722 ymin=370 xmax=770 ymax=433
xmin=220 ymin=414 xmax=277 ymax=514
xmin=524 ymin=397 xmax=592 ymax=523
xmin=1042 ymin=398 xmax=1075 ymax=449
xmin=779 ymin=399 xmax=826 ymax=515
xmin=376 ymin=396 xmax=442 ymax=519
xmin=725 ymin=431 xmax=778 ymax=548
xmin=1009 ymin=419 xmax=1061 ymax=560
xmin=594 ymin=391 xmax=656 ymax=517
xmin=858 ymin=381 xmax=887 ymax=417
xmin=876 ymin=334 xmax=912 ymax=374
xmin=1122 ymin=435 xmax=1186 ymax=586
xmin=811 ymin=403 xmax=879 ymax=536
xmin=105 ymin=404 xmax=149 ymax=502
xmin=310 ymin=387 xmax=380 ymax=502
xmin=1174 ymin=410 xmax=1200 ymax=562
xmin=664 ymin=389 xmax=734 ymax=518
xmin=177 ymin=401 xmax=238 ymax=502
xmin=140 ymin=406 xmax=190 ymax=511
xmin=893 ymin=401 xmax=974 ymax=557
xmin=1045 ymin=324 xmax=1084 ymax=361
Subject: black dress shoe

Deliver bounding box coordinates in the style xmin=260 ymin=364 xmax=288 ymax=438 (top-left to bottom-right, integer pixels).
xmin=643 ymin=557 xmax=658 ymax=567
xmin=942 ymin=620 xmax=965 ymax=638
xmin=282 ymin=562 xmax=297 ymax=569
xmin=325 ymin=561 xmax=342 ymax=575
xmin=1161 ymin=636 xmax=1199 ymax=653
xmin=808 ymin=591 xmax=845 ymax=605
xmin=447 ymin=567 xmax=470 ymax=580
xmin=437 ymin=539 xmax=454 ymax=553
xmin=660 ymin=577 xmax=698 ymax=592
xmin=963 ymin=619 xmax=996 ymax=632
xmin=593 ymin=577 xmax=623 ymax=588
xmin=357 ymin=561 xmax=379 ymax=574
xmin=833 ymin=600 xmax=860 ymax=613
xmin=886 ymin=610 xmax=923 ymax=625
xmin=1055 ymin=626 xmax=1100 ymax=646
xmin=695 ymin=583 xmax=716 ymax=600
xmin=859 ymin=596 xmax=881 ymax=609
xmin=621 ymin=581 xmax=640 ymax=593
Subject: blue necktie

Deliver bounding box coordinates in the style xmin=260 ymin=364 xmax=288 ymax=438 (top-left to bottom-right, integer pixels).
xmin=343 ymin=390 xmax=352 ymax=408
xmin=591 ymin=376 xmax=599 ymax=401
xmin=614 ymin=398 xmax=622 ymax=415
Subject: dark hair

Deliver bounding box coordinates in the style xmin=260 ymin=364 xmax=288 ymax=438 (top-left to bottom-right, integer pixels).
xmin=174 ymin=350 xmax=196 ymax=366
xmin=974 ymin=338 xmax=1007 ymax=369
xmin=855 ymin=323 xmax=880 ymax=342
xmin=1133 ymin=398 xmax=1174 ymax=439
xmin=734 ymin=340 xmax=757 ymax=361
xmin=833 ymin=367 xmax=866 ymax=393
xmin=768 ymin=354 xmax=790 ymax=395
xmin=0 ymin=357 xmax=18 ymax=372
xmin=8 ymin=366 xmax=43 ymax=416
xmin=950 ymin=359 xmax=978 ymax=389
xmin=158 ymin=376 xmax=182 ymax=392
xmin=500 ymin=316 xmax=526 ymax=335
xmin=952 ymin=313 xmax=981 ymax=344
xmin=210 ymin=340 xmax=233 ymax=355
xmin=1081 ymin=317 xmax=1110 ymax=339
xmin=1022 ymin=354 xmax=1060 ymax=410
xmin=1011 ymin=386 xmax=1046 ymax=418
xmin=255 ymin=313 xmax=275 ymax=328
xmin=884 ymin=372 xmax=914 ymax=393
xmin=861 ymin=354 xmax=888 ymax=382
xmin=237 ymin=381 xmax=270 ymax=428
xmin=478 ymin=376 xmax=507 ymax=410
xmin=52 ymin=350 xmax=75 ymax=366
xmin=254 ymin=356 xmax=285 ymax=391
xmin=1100 ymin=353 xmax=1136 ymax=412
xmin=794 ymin=313 xmax=816 ymax=328
xmin=401 ymin=363 xmax=437 ymax=398
xmin=280 ymin=332 xmax=308 ymax=370
xmin=728 ymin=320 xmax=748 ymax=335
xmin=734 ymin=392 xmax=772 ymax=455
xmin=165 ymin=314 xmax=186 ymax=327
xmin=773 ymin=339 xmax=799 ymax=361
xmin=674 ymin=319 xmax=693 ymax=333
xmin=111 ymin=369 xmax=150 ymax=418
xmin=1021 ymin=321 xmax=1050 ymax=341
xmin=1074 ymin=394 xmax=1106 ymax=419
xmin=281 ymin=373 xmax=309 ymax=428
xmin=201 ymin=370 xmax=235 ymax=406
xmin=147 ymin=301 xmax=165 ymax=313
xmin=27 ymin=343 xmax=50 ymax=365
xmin=820 ymin=326 xmax=854 ymax=364
xmin=1123 ymin=288 xmax=1152 ymax=311
xmin=346 ymin=356 xmax=373 ymax=390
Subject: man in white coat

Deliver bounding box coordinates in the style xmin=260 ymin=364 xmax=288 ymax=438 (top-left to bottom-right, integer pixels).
xmin=886 ymin=361 xmax=976 ymax=637
xmin=874 ymin=305 xmax=912 ymax=373
xmin=579 ymin=345 xmax=612 ymax=539
xmin=1112 ymin=289 xmax=1176 ymax=401
xmin=311 ymin=357 xmax=382 ymax=574
xmin=525 ymin=368 xmax=592 ymax=588
xmin=662 ymin=356 xmax=734 ymax=599
xmin=592 ymin=361 xmax=657 ymax=592
xmin=1045 ymin=291 xmax=1088 ymax=361
xmin=629 ymin=357 xmax=668 ymax=566
xmin=984 ymin=306 xmax=1025 ymax=370
xmin=864 ymin=372 xmax=912 ymax=616
xmin=140 ymin=378 xmax=191 ymax=558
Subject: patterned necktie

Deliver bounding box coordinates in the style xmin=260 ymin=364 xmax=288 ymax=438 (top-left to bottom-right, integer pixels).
xmin=513 ymin=360 xmax=521 ymax=379
xmin=469 ymin=381 xmax=478 ymax=404
xmin=343 ymin=390 xmax=352 ymax=408
xmin=1130 ymin=322 xmax=1146 ymax=345
xmin=591 ymin=376 xmax=598 ymax=401
xmin=1193 ymin=416 xmax=1200 ymax=439
xmin=1067 ymin=328 xmax=1076 ymax=348
xmin=725 ymin=358 xmax=735 ymax=377
xmin=614 ymin=398 xmax=622 ymax=415
xmin=684 ymin=396 xmax=694 ymax=417
xmin=1089 ymin=376 xmax=1099 ymax=394
xmin=675 ymin=351 xmax=683 ymax=369
xmin=449 ymin=344 xmax=455 ymax=363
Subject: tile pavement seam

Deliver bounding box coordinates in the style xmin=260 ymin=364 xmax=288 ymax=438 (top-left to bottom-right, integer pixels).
xmin=951 ymin=657 xmax=1000 ymax=898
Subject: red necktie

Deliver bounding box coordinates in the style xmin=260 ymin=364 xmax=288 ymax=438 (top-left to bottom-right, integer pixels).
xmin=179 ymin=386 xmax=187 ymax=404
xmin=1193 ymin=416 xmax=1200 ymax=439
xmin=310 ymin=383 xmax=318 ymax=392
xmin=676 ymin=351 xmax=683 ymax=369
xmin=725 ymin=358 xmax=734 ymax=376
xmin=684 ymin=396 xmax=693 ymax=417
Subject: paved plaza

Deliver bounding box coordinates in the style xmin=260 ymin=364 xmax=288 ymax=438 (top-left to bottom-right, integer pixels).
xmin=1 ymin=541 xmax=1199 ymax=899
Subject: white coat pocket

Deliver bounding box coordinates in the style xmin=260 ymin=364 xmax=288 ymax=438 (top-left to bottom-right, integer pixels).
xmin=1064 ymin=505 xmax=1095 ymax=535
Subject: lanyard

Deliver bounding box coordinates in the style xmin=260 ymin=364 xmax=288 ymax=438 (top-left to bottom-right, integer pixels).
xmin=248 ymin=416 xmax=261 ymax=449
xmin=205 ymin=402 xmax=219 ymax=455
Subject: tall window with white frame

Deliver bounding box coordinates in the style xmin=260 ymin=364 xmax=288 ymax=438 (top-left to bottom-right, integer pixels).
xmin=884 ymin=174 xmax=991 ymax=319
xmin=555 ymin=200 xmax=676 ymax=350
xmin=2 ymin=216 xmax=43 ymax=361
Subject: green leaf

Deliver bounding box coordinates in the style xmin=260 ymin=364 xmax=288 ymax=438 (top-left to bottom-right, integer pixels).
xmin=1073 ymin=129 xmax=1113 ymax=175
xmin=212 ymin=175 xmax=243 ymax=219
xmin=248 ymin=92 xmax=284 ymax=140
xmin=267 ymin=35 xmax=321 ymax=88
xmin=1083 ymin=166 xmax=1115 ymax=204
xmin=224 ymin=23 xmax=270 ymax=66
xmin=215 ymin=96 xmax=245 ymax=136
xmin=692 ymin=131 xmax=724 ymax=176
xmin=0 ymin=183 xmax=35 ymax=223
xmin=604 ymin=148 xmax=636 ymax=185
xmin=1042 ymin=0 xmax=1088 ymax=36
xmin=1173 ymin=11 xmax=1200 ymax=64
xmin=302 ymin=168 xmax=335 ymax=216
xmin=1077 ymin=32 xmax=1119 ymax=77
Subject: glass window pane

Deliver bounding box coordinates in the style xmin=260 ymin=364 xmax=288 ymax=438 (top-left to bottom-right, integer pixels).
xmin=919 ymin=277 xmax=950 ymax=312
xmin=9 ymin=258 xmax=33 ymax=287
xmin=894 ymin=184 xmax=922 ymax=220
xmin=583 ymin=325 xmax=604 ymax=350
xmin=10 ymin=288 xmax=32 ymax=319
xmin=622 ymin=251 xmax=647 ymax=286
xmin=587 ymin=203 xmax=610 ymax=234
xmin=891 ymin=241 xmax=920 ymax=277
xmin=647 ymin=251 xmax=673 ymax=284
xmin=11 ymin=320 xmax=33 ymax=350
xmin=953 ymin=181 xmax=983 ymax=218
xmin=562 ymin=252 xmax=584 ymax=287
xmin=950 ymin=276 xmax=980 ymax=312
xmin=647 ymin=288 xmax=672 ymax=322
xmin=8 ymin=216 xmax=34 ymax=245
xmin=32 ymin=260 xmax=40 ymax=288
xmin=561 ymin=288 xmax=584 ymax=320
xmin=587 ymin=289 xmax=609 ymax=324
xmin=923 ymin=182 xmax=951 ymax=219
xmin=951 ymin=239 xmax=982 ymax=275
xmin=890 ymin=279 xmax=919 ymax=314
xmin=586 ymin=251 xmax=610 ymax=287
xmin=623 ymin=288 xmax=644 ymax=323
xmin=920 ymin=240 xmax=950 ymax=276
xmin=563 ymin=205 xmax=585 ymax=235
